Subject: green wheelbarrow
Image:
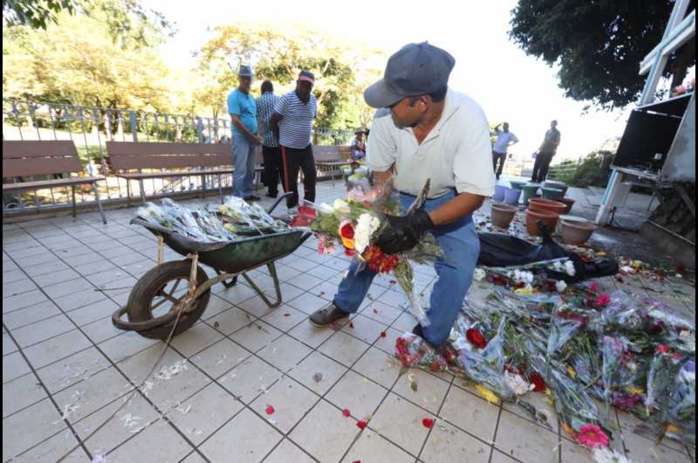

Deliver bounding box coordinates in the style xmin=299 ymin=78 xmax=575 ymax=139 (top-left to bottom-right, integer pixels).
xmin=112 ymin=195 xmax=312 ymax=340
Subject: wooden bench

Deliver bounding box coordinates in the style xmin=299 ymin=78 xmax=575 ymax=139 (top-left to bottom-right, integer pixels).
xmin=314 ymin=145 xmax=353 ymax=186
xmin=3 ymin=140 xmax=107 ymax=223
xmin=106 ymin=141 xmax=263 ymax=205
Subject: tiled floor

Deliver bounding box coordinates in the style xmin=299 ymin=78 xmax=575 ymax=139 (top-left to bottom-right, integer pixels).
xmin=2 ymin=181 xmax=696 ymax=463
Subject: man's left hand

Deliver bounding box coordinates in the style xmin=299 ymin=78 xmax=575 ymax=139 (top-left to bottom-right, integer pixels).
xmin=374 ymin=208 xmax=434 ymax=254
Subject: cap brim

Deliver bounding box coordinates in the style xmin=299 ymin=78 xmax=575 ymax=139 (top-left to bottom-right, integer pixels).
xmin=363 ymin=78 xmax=404 ymax=108
xmin=298 ymin=76 xmax=314 ymax=84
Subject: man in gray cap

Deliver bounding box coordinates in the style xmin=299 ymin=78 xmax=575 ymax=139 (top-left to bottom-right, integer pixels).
xmin=308 ymin=42 xmax=495 ymax=350
xmin=227 ymin=64 xmax=262 ymax=201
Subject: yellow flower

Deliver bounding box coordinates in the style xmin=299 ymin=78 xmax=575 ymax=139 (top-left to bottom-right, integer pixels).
xmin=567 ymin=365 xmax=576 ymax=379
xmin=626 ymin=386 xmax=644 ymax=395
xmin=596 ymin=251 xmax=607 ymax=257
xmin=475 ymin=385 xmax=500 ymax=405
xmin=561 ymin=422 xmax=576 ymax=436
xmin=666 ymin=424 xmax=682 ymax=434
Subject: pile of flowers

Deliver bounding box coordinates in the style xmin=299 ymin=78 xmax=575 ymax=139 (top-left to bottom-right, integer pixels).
xmin=136 ymin=197 xmax=290 ymax=242
xmin=395 ymin=284 xmax=696 ymax=450
xmin=309 ymin=181 xmax=442 ymax=324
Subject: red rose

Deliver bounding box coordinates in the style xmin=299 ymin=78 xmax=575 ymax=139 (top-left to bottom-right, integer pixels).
xmin=339 ymin=222 xmax=355 ymax=239
xmin=656 ymin=344 xmax=671 ymax=354
xmin=466 ymin=328 xmax=487 ymax=349
xmin=595 ymin=294 xmax=611 ymax=308
xmin=529 ymin=371 xmax=546 ymax=392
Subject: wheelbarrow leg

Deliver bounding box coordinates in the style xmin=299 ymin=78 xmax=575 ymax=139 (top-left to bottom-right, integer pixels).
xmin=240 ymin=262 xmax=282 ymax=309
xmin=215 ymin=269 xmax=238 ymax=288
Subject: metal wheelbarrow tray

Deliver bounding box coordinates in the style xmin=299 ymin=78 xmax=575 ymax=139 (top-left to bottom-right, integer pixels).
xmin=112 ymin=204 xmax=311 ymax=340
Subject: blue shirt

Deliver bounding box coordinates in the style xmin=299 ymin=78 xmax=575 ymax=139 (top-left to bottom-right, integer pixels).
xmin=273 ymin=91 xmax=317 ymax=149
xmin=227 ymin=88 xmax=258 ymax=137
xmin=256 ymin=92 xmax=280 ymax=147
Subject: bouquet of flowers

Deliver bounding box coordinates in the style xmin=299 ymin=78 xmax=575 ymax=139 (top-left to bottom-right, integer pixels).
xmin=309 ymin=179 xmax=443 ymax=324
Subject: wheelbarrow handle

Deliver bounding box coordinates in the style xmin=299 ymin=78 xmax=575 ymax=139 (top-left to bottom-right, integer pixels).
xmin=266 ymin=192 xmax=293 ymax=215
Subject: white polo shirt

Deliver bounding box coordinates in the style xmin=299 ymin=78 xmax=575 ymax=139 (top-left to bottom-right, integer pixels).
xmin=366 ymin=89 xmax=495 ymax=199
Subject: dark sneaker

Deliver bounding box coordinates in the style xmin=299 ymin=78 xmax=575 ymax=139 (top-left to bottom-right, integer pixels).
xmin=266 ymin=191 xmax=278 ymax=198
xmin=309 ymin=303 xmax=349 ymax=327
xmin=244 ymin=195 xmax=261 ymax=201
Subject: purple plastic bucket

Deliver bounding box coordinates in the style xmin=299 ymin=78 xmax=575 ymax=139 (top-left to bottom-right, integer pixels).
xmin=493 ymin=185 xmax=507 ymax=202
xmin=504 ymin=187 xmax=522 ymax=206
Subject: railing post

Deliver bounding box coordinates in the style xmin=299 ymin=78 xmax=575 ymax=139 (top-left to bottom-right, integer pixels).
xmin=129 ymin=111 xmax=138 ymax=142
xmin=196 ymin=117 xmax=204 ymax=143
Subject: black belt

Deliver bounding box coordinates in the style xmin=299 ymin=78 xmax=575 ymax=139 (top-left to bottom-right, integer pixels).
xmin=397 ymin=189 xmax=454 ymax=200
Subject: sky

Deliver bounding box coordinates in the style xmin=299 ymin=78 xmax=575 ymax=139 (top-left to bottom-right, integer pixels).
xmin=143 ymin=0 xmax=636 ymax=162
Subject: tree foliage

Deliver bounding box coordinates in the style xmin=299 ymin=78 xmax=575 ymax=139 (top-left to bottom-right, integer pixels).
xmin=3 ymin=0 xmax=80 ymax=29
xmin=509 ymin=0 xmax=695 ymax=110
xmin=195 ymin=23 xmax=384 ymax=128
xmin=2 ymin=0 xmax=177 ymax=110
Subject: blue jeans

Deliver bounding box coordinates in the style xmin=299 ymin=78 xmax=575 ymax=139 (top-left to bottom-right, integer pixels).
xmin=333 ymin=190 xmax=480 ymax=346
xmin=233 ymin=135 xmax=257 ymax=197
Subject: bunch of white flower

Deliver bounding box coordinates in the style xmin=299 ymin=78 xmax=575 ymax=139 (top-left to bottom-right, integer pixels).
xmin=473 ymin=268 xmax=486 ymax=281
xmin=354 ymin=213 xmax=382 ymax=254
xmin=508 ymin=269 xmax=534 ymax=284
xmin=592 ymin=447 xmax=634 ymax=463
xmin=333 ymin=199 xmax=350 ymax=214
xmin=555 ymin=280 xmax=568 ymax=293
xmin=552 ymin=259 xmax=576 ymax=276
xmin=504 ymin=371 xmax=535 ymax=395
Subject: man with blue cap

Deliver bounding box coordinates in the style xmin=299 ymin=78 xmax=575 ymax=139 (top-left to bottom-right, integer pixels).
xmin=227 ymin=64 xmax=262 ymax=201
xmin=308 ymin=42 xmax=495 ymax=349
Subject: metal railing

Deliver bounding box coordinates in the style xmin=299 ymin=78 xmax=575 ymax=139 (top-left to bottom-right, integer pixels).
xmin=2 ymin=99 xmax=354 ymax=215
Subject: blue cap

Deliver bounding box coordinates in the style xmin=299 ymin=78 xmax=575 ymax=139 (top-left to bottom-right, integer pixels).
xmin=238 ymin=65 xmax=254 ymax=77
xmin=363 ymin=42 xmax=455 ymax=108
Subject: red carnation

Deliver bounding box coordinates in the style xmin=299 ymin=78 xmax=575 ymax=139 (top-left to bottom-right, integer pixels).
xmin=595 ymin=294 xmax=611 ymax=307
xmin=422 ymin=418 xmax=434 ymax=429
xmin=529 ymin=371 xmax=546 ymax=392
xmin=339 ymin=222 xmax=355 ymax=239
xmin=466 ymin=328 xmax=487 ymax=349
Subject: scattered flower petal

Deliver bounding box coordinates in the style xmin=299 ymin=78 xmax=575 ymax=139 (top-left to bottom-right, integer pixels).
xmin=265 ymin=405 xmax=275 ymax=415
xmin=342 ymin=409 xmax=351 ymax=417
xmin=422 ymin=418 xmax=434 ymax=428
xmin=356 ymin=419 xmax=368 ymax=430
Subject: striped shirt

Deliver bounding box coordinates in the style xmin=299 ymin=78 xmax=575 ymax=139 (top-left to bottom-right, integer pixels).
xmin=256 ymin=92 xmax=280 ymax=147
xmin=273 ymin=91 xmax=317 ymax=149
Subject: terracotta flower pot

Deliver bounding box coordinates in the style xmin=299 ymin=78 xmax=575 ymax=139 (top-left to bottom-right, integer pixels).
xmin=528 ymin=198 xmax=567 ymax=215
xmin=557 ymin=197 xmax=576 ymax=214
xmin=490 ymin=203 xmax=518 ymax=228
xmin=526 ymin=208 xmax=559 ymax=236
xmin=561 ymin=219 xmax=597 ymax=245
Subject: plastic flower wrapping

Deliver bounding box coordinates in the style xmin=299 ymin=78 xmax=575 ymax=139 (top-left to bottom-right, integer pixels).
xmin=393 ymin=284 xmax=696 ymax=448
xmin=136 ymin=197 xmax=289 ymax=242
xmin=308 ymin=179 xmax=443 ymax=325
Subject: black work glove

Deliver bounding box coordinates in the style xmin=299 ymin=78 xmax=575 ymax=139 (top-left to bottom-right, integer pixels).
xmin=374 ymin=208 xmax=434 ymax=254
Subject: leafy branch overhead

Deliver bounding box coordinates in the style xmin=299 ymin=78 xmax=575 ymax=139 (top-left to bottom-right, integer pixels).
xmin=509 ymin=0 xmax=695 ymax=110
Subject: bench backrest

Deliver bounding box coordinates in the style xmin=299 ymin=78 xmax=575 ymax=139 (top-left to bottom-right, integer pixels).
xmin=107 ymin=142 xmax=232 ymax=171
xmin=3 ymin=140 xmax=83 ymax=178
xmin=313 ymin=145 xmax=352 ymax=162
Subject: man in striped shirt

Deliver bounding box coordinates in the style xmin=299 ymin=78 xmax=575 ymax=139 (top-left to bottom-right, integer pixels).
xmin=256 ymin=80 xmax=281 ymax=198
xmin=270 ymin=70 xmax=318 ymax=214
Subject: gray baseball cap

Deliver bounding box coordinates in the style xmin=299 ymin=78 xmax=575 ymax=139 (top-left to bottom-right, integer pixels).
xmin=364 ymin=42 xmax=455 ymax=108
xmin=238 ymin=65 xmax=254 ymax=77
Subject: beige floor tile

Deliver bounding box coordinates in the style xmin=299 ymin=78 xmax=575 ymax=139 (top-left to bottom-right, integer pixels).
xmin=2 ymin=398 xmax=67 ymax=461
xmin=2 ymin=372 xmax=47 ymax=418
xmin=393 ymin=368 xmax=450 ymax=414
xmin=369 ymin=392 xmax=433 ymax=456
xmin=189 ymin=338 xmax=251 ymax=380
xmin=3 ymin=278 xmax=38 ymax=297
xmin=106 ymin=418 xmax=193 ymax=462
xmin=117 ymin=346 xmax=209 ymax=410
xmin=181 ymin=451 xmax=208 ymax=463
xmin=167 ymin=382 xmax=244 ymax=445
xmin=325 ymin=370 xmax=388 ymax=420
xmin=318 ymin=331 xmax=370 ymax=367
xmin=310 ymin=280 xmax=339 ymax=301
xmin=502 ymin=391 xmax=558 ymax=433
xmin=375 ymin=326 xmax=406 ymax=355
xmin=288 ymin=351 xmax=348 ymax=395
xmin=237 ymin=295 xmax=281 ymax=318
xmin=286 ymin=273 xmax=325 ymax=291
xmin=9 ymin=429 xmax=89 ymax=463
xmin=376 ymin=288 xmax=410 ymax=308
xmin=287 ymin=319 xmax=336 ymax=348
xmin=393 ymin=311 xmax=421 ymax=332
xmin=341 ymin=313 xmax=384 ymax=344
xmin=199 ymin=408 xmax=283 ymax=463
xmin=361 ymin=300 xmax=404 ymax=326
xmin=81 ymin=316 xmax=123 ymax=344
xmin=3 ymin=351 xmax=32 ymax=383
xmin=22 ymin=330 xmax=93 ymax=369
xmin=257 ymin=334 xmax=312 ymax=372
xmin=286 ymin=291 xmax=330 ymax=315
xmin=42 ymin=278 xmax=95 ymax=300
xmin=205 ymin=306 xmax=254 ymax=335
xmin=71 ymin=393 xmax=160 ymax=456
xmin=440 ymin=385 xmax=500 ymax=443
xmin=230 ymin=320 xmax=283 ymax=352
xmin=3 ymin=333 xmax=18 ymax=355
xmin=53 ymin=289 xmax=109 ymax=312
xmin=263 ymin=438 xmax=316 ymax=463
xmin=22 ymin=261 xmax=71 ymax=278
xmin=215 ymin=282 xmax=259 ymax=305
xmin=98 ymin=330 xmax=160 ymax=364
xmin=170 ymin=322 xmax=224 ymax=357
xmin=343 ymin=428 xmax=416 ymax=463
xmin=2 ymin=301 xmax=61 ymax=330
xmin=52 ymin=366 xmax=130 ymax=423
xmin=352 ymin=347 xmax=401 ymax=389
xmin=261 ymin=305 xmax=306 ymax=332
xmin=64 ymin=297 xmax=120 ymax=327
xmin=3 ymin=290 xmax=51 ymax=314
xmin=11 ymin=313 xmax=76 ymax=348
xmin=219 ymin=356 xmax=282 ymax=404
xmin=490 ymin=449 xmax=520 ymax=462
xmin=285 ymin=257 xmax=319 ymax=273
xmin=494 ymin=410 xmax=560 ymax=463
xmin=560 ymin=440 xmax=599 ymax=463
xmin=250 ymin=376 xmax=319 ymax=433
xmin=621 ymin=428 xmax=693 ymax=463
xmin=290 ymin=399 xmax=360 ymax=463
xmin=421 ymin=420 xmax=491 ymax=463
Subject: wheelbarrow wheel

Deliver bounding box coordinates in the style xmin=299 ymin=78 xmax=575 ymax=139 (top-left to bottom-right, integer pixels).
xmin=126 ymin=260 xmax=211 ymax=340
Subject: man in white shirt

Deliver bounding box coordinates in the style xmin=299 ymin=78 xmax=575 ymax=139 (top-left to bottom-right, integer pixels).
xmin=308 ymin=42 xmax=495 ymax=349
xmin=492 ymin=122 xmax=519 ymax=180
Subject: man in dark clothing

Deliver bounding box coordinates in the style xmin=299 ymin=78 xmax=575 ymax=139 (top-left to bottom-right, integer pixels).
xmin=531 ymin=120 xmax=561 ymax=183
xmin=256 ymin=80 xmax=282 ymax=198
